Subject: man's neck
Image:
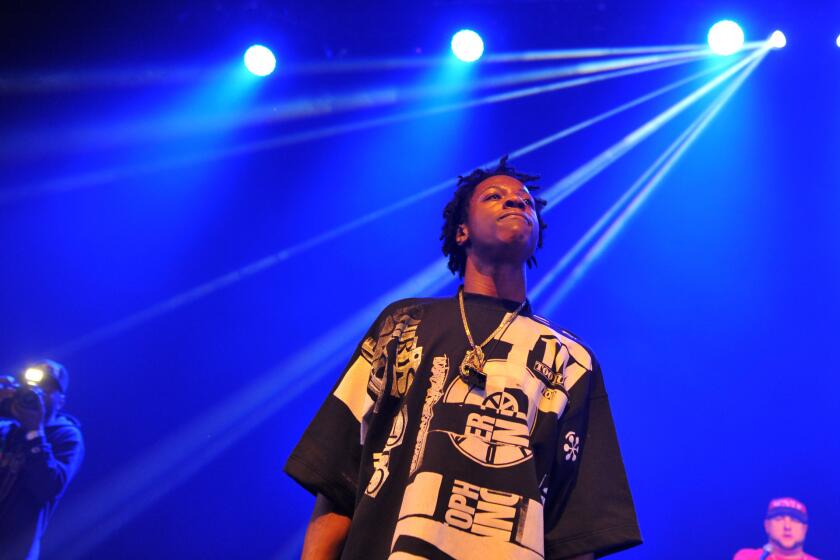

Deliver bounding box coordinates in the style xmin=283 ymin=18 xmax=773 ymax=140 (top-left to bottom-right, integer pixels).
xmin=462 ymin=257 xmax=527 ymax=302
xmin=769 ymin=543 xmax=805 ymax=558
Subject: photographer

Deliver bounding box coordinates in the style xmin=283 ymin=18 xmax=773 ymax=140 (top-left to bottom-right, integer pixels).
xmin=0 ymin=360 xmax=84 ymax=560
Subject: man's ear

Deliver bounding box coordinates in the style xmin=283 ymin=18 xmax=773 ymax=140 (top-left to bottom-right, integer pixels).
xmin=54 ymin=392 xmax=66 ymax=411
xmin=455 ymin=224 xmax=469 ymax=246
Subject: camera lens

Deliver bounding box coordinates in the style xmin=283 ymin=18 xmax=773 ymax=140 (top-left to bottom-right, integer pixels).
xmin=17 ymin=386 xmax=43 ymax=411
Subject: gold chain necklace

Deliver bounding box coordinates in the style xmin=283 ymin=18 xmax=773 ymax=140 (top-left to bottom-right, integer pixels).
xmin=458 ymin=286 xmax=526 ymax=383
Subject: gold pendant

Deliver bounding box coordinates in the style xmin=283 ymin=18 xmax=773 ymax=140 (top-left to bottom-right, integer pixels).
xmin=460 ymin=346 xmax=485 ymax=378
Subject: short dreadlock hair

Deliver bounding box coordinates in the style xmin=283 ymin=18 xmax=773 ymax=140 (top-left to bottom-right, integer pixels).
xmin=441 ymin=155 xmax=548 ymax=277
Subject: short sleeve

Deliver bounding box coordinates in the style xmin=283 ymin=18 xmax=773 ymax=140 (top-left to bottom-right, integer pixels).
xmin=544 ymin=359 xmax=642 ymax=558
xmin=283 ymin=304 xmax=392 ymax=516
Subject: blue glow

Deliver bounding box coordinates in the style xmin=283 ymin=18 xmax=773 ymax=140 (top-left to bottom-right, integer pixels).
xmin=541 ymin=50 xmax=760 ymax=210
xmin=40 ymin=64 xmax=722 ymax=357
xmin=451 ymin=29 xmax=484 ymax=62
xmin=243 ymin=45 xmax=276 ymax=76
xmin=707 ymin=20 xmax=745 ymax=55
xmin=3 ymin=51 xmax=714 ymax=206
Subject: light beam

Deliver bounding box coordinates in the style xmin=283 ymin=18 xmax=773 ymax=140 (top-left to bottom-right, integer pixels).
xmin=4 ymin=52 xmax=716 ymax=205
xmin=45 ymin=258 xmax=454 ymax=559
xmin=6 ymin=49 xmax=714 ymax=160
xmin=0 ymin=43 xmax=764 ymax=94
xmin=46 ymin=64 xmax=726 ymax=357
xmin=538 ymin=50 xmax=769 ymax=313
xmin=288 ymin=43 xmax=756 ymax=74
xmin=540 ymin=48 xmax=762 ymax=208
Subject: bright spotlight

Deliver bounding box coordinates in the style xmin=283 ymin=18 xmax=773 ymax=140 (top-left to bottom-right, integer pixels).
xmin=707 ymin=20 xmax=745 ymax=55
xmin=836 ymin=33 xmax=840 ymax=48
xmin=23 ymin=367 xmax=45 ymax=386
xmin=451 ymin=29 xmax=484 ymax=62
xmin=244 ymin=45 xmax=276 ymax=77
xmin=769 ymin=30 xmax=786 ymax=49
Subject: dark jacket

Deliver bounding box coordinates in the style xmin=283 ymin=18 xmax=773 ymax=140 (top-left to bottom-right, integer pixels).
xmin=0 ymin=414 xmax=84 ymax=560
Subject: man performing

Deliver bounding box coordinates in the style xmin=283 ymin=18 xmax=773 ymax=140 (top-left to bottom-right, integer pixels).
xmin=285 ymin=157 xmax=641 ymax=559
xmin=0 ymin=360 xmax=84 ymax=560
xmin=733 ymin=497 xmax=820 ymax=560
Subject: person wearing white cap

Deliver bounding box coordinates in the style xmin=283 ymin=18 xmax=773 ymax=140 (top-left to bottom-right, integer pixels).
xmin=733 ymin=497 xmax=820 ymax=560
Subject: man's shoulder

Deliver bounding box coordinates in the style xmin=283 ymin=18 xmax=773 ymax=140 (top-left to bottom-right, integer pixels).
xmin=363 ymin=297 xmax=451 ymax=338
xmin=527 ymin=314 xmax=597 ymax=366
xmin=732 ymin=548 xmax=764 ymax=560
xmin=377 ymin=296 xmax=451 ymax=318
xmin=529 ymin=314 xmax=587 ymax=342
xmin=46 ymin=413 xmax=83 ymax=442
xmin=730 ymin=548 xmax=821 ymax=560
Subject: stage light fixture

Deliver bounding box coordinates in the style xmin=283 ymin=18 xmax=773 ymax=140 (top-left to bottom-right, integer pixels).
xmin=769 ymin=30 xmax=786 ymax=49
xmin=451 ymin=29 xmax=484 ymax=62
xmin=836 ymin=33 xmax=840 ymax=48
xmin=244 ymin=45 xmax=276 ymax=76
xmin=707 ymin=20 xmax=745 ymax=55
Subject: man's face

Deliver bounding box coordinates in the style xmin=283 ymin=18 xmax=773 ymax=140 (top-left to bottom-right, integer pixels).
xmin=765 ymin=515 xmax=807 ymax=551
xmin=41 ymin=385 xmax=64 ymax=419
xmin=456 ymin=174 xmax=539 ymax=265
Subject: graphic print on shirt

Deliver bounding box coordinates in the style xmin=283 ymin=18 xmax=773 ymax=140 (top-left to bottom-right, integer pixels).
xmin=368 ymin=307 xmax=424 ymax=401
xmin=421 ymin=319 xmax=594 ymax=473
xmin=551 ymin=335 xmax=590 ymax=389
xmin=391 ymin=470 xmax=546 ymax=560
xmin=442 ymin=361 xmax=539 ymax=468
xmin=366 ymin=404 xmax=408 ymax=498
xmin=364 ymin=306 xmax=424 ymax=498
xmin=563 ymin=431 xmax=580 ymax=462
xmin=410 ymin=355 xmax=448 ymax=475
xmin=287 ymin=297 xmax=642 ymax=560
xmin=443 ymin=478 xmax=528 ymax=539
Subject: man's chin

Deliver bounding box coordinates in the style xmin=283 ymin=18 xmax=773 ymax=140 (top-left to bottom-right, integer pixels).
xmin=772 ymin=538 xmax=804 ymax=552
xmin=486 ymin=237 xmax=536 ymax=261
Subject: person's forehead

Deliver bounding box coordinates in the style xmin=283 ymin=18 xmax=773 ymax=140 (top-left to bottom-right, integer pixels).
xmin=474 ymin=174 xmax=529 ymax=194
xmin=768 ymin=515 xmax=805 ymax=524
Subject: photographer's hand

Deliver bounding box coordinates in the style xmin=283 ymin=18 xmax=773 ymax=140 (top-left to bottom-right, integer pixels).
xmin=0 ymin=375 xmax=16 ymax=400
xmin=12 ymin=391 xmax=45 ymax=433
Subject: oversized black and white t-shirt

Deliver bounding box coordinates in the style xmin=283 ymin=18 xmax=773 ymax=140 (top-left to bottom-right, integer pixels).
xmin=285 ymin=292 xmax=641 ymax=559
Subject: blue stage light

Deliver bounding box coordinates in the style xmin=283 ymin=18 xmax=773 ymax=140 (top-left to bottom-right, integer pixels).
xmin=244 ymin=45 xmax=276 ymax=76
xmin=769 ymin=30 xmax=786 ymax=49
xmin=707 ymin=20 xmax=745 ymax=55
xmin=836 ymin=33 xmax=840 ymax=48
xmin=451 ymin=29 xmax=484 ymax=62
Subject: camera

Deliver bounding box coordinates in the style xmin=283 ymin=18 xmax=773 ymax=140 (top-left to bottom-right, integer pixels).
xmin=0 ymin=375 xmax=44 ymax=420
